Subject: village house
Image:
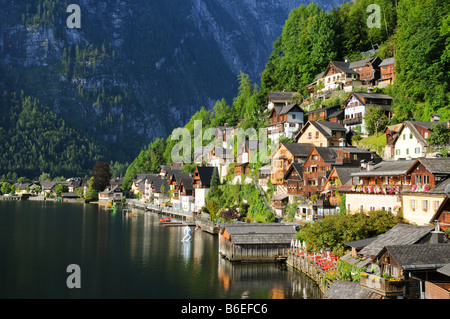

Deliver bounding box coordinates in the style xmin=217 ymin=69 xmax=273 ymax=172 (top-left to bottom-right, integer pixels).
xmin=307 ymin=105 xmax=343 ymax=123
xmin=142 ymin=174 xmax=159 ymax=201
xmin=192 ymin=166 xmax=215 ymax=212
xmin=348 ymin=56 xmax=382 ymax=86
xmin=356 ymin=223 xmax=438 ymax=298
xmin=159 ymin=164 xmax=183 ymax=178
xmin=315 ymin=60 xmax=362 ymax=93
xmin=265 ymin=91 xmax=297 ymax=110
xmin=39 ymin=181 xmax=58 ymax=195
xmin=266 ymin=103 xmax=305 ymax=142
xmin=270 ymin=142 xmax=314 ymax=186
xmin=168 ymin=172 xmax=193 ymax=210
xmin=178 ymin=176 xmax=194 ymax=212
xmin=377 ymin=57 xmax=396 ymax=87
xmin=400 ymin=158 xmax=450 ymax=225
xmin=384 ymin=123 xmax=403 ymax=159
xmin=151 ymin=177 xmax=170 ymax=205
xmin=344 ymin=160 xmax=415 ymax=215
xmin=391 ymin=121 xmax=436 ymax=160
xmin=98 ymin=184 xmax=123 ymax=204
xmin=283 ymin=162 xmax=304 ymax=198
xmin=237 ymin=139 xmax=258 ymax=164
xmin=294 ymin=121 xmax=348 ymax=147
xmin=207 ymin=146 xmax=234 ymax=182
xmin=258 ymin=164 xmax=271 ymax=190
xmin=302 ymin=146 xmax=375 ymax=198
xmin=218 ymin=223 xmax=297 ymax=262
xmin=342 ymin=91 xmax=393 ymax=134
xmin=307 ymin=72 xmax=325 ymax=99
xmin=324 ymin=166 xmax=360 ymax=192
xmin=371 ymin=243 xmax=450 ymax=299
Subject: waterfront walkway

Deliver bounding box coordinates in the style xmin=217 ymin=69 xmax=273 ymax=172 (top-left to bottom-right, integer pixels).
xmin=126 ymin=199 xmax=193 ymax=220
xmin=125 ymin=199 xmax=220 ymax=234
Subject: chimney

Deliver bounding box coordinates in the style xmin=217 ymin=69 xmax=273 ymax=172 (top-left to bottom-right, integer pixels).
xmin=344 ymin=57 xmax=350 ymax=63
xmin=431 ymin=221 xmax=445 ymax=244
xmin=367 ymin=161 xmax=375 ymax=171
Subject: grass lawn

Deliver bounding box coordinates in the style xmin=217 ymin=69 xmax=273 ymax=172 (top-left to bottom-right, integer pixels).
xmin=356 ymin=133 xmax=387 ymax=157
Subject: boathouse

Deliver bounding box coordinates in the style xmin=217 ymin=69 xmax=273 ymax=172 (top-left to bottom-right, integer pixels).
xmin=219 ymin=223 xmax=297 ymax=262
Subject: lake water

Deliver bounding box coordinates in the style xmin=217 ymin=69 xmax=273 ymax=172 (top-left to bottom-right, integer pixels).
xmin=0 ymin=200 xmax=322 ymax=299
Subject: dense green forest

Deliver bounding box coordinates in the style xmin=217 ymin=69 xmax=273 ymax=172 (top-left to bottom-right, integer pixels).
xmin=0 ymin=91 xmax=106 ymax=179
xmin=122 ymin=0 xmax=450 ymax=188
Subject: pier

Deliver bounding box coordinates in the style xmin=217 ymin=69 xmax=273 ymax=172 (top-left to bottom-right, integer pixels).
xmin=125 ymin=199 xmax=220 ymax=234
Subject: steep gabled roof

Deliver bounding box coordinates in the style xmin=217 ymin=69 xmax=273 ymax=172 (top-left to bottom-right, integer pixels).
xmin=284 ymin=162 xmax=304 ymax=180
xmin=282 ymin=142 xmax=315 ymax=159
xmin=314 ymin=147 xmax=338 ymax=164
xmin=195 ymin=166 xmax=216 ymax=187
xmin=326 ymin=61 xmax=359 ymax=76
xmin=393 ymin=121 xmax=434 ymax=147
xmin=357 ymin=224 xmax=435 ymax=257
xmin=295 ymin=121 xmax=347 ymax=142
xmin=407 ymin=158 xmax=450 ymax=175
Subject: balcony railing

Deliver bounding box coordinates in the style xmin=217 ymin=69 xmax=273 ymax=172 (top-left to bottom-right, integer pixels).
xmin=343 ymin=117 xmax=363 ymax=125
xmin=359 ymin=273 xmax=404 ymax=297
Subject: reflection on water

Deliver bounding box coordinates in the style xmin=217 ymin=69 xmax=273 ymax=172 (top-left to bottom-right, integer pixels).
xmin=0 ymin=201 xmax=322 ymax=299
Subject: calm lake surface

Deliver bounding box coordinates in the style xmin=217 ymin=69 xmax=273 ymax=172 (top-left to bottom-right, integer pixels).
xmin=0 ymin=200 xmax=322 ymax=299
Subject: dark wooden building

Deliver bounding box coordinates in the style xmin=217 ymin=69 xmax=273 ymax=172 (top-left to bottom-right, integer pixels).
xmin=219 ymin=223 xmax=297 ymax=262
xmin=284 ymin=162 xmax=304 ymax=196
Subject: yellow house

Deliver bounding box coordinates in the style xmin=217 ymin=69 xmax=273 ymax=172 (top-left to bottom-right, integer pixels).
xmin=401 ymin=193 xmax=446 ymax=226
xmin=294 ymin=121 xmax=347 ymax=147
xmin=269 ymin=142 xmax=313 ymax=185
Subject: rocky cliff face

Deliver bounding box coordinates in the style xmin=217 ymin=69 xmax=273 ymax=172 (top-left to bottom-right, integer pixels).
xmin=0 ymin=0 xmax=342 ymax=166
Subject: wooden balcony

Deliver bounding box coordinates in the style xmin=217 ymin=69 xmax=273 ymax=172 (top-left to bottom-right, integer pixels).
xmin=343 ymin=116 xmax=363 ymax=125
xmin=359 ymin=273 xmax=404 ymax=297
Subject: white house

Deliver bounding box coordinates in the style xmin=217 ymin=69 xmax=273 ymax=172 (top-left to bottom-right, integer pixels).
xmin=392 ymin=121 xmax=435 ymax=160
xmin=343 ymin=92 xmax=393 ymax=134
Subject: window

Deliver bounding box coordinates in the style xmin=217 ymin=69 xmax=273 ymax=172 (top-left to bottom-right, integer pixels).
xmin=423 ymin=200 xmax=429 ymax=210
xmin=424 ymin=175 xmax=430 ymax=184
xmin=416 ymin=175 xmax=422 ymax=184
xmin=411 ymin=199 xmax=417 ymax=209
xmin=370 ymin=206 xmax=376 ymax=212
xmin=415 ymin=147 xmax=421 ymax=154
xmin=396 ymin=149 xmax=400 ymax=155
xmin=425 ymin=132 xmax=429 ymax=138
xmin=406 ymin=148 xmax=409 ymax=155
xmin=353 ymin=154 xmax=357 ymax=160
xmin=409 ymin=133 xmax=413 ymax=139
xmin=292 ymin=114 xmax=296 ymax=120
xmin=434 ymin=201 xmax=440 ymax=211
xmin=360 ymin=205 xmax=364 ymax=213
xmin=403 ymin=134 xmax=406 ymax=140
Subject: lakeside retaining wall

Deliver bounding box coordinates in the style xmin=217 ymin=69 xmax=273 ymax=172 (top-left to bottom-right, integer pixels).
xmin=286 ymin=253 xmax=334 ymax=294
